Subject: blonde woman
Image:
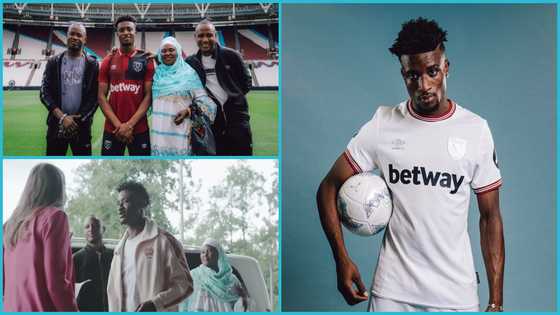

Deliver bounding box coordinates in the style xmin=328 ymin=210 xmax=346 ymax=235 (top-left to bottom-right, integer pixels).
xmin=3 ymin=163 xmax=77 ymax=311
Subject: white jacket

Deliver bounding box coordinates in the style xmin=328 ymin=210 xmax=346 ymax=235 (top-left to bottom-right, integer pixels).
xmin=107 ymin=219 xmax=193 ymax=311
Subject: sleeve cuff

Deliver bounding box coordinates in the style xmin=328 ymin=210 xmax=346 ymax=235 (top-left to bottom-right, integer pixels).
xmin=473 ymin=178 xmax=502 ymax=194
xmin=343 ymin=149 xmax=362 ymax=174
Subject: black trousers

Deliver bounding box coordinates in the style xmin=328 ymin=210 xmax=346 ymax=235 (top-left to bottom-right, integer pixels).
xmin=213 ymin=105 xmax=253 ymax=156
xmin=101 ymin=131 xmax=151 ymax=156
xmin=215 ymin=124 xmax=253 ymax=156
xmin=46 ymin=123 xmax=92 ymax=156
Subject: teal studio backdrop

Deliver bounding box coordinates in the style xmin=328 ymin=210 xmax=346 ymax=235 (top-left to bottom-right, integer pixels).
xmin=281 ymin=4 xmax=555 ymax=312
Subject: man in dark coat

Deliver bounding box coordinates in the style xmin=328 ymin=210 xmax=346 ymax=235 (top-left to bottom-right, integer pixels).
xmin=186 ymin=19 xmax=253 ymax=156
xmin=73 ymin=215 xmax=113 ymax=311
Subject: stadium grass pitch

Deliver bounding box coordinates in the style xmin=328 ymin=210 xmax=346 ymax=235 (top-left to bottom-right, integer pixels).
xmin=3 ymin=90 xmax=278 ymax=156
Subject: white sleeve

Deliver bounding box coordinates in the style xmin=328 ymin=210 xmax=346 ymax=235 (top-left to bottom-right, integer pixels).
xmin=345 ymin=109 xmax=381 ymax=173
xmin=471 ymin=121 xmax=502 ymax=194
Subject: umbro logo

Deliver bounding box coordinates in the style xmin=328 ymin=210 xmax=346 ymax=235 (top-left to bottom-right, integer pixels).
xmin=391 ymin=138 xmax=406 ymax=150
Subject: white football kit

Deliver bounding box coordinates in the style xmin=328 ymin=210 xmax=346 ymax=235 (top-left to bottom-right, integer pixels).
xmin=345 ymin=100 xmax=502 ymax=310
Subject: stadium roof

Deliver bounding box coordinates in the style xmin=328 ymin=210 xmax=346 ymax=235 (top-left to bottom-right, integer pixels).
xmin=3 ymin=3 xmax=278 ymax=28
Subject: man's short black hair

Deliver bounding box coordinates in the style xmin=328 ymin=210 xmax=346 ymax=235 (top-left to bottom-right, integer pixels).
xmin=196 ymin=18 xmax=214 ymax=29
xmin=117 ymin=181 xmax=150 ymax=208
xmin=115 ymin=15 xmax=137 ymax=29
xmin=389 ymin=17 xmax=448 ymax=58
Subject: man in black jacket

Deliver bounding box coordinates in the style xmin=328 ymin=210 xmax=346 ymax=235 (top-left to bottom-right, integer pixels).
xmin=73 ymin=215 xmax=113 ymax=311
xmin=186 ymin=19 xmax=253 ymax=156
xmin=40 ymin=22 xmax=99 ymax=156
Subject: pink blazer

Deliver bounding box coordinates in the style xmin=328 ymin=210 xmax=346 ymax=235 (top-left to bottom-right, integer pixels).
xmin=3 ymin=207 xmax=78 ymax=311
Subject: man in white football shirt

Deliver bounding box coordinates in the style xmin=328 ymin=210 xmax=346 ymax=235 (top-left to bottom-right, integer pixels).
xmin=317 ymin=18 xmax=504 ymax=312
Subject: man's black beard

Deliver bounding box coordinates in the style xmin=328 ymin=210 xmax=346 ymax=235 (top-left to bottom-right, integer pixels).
xmin=67 ymin=44 xmax=83 ymax=55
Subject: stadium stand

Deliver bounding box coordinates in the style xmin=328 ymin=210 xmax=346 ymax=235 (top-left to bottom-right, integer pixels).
xmin=3 ymin=3 xmax=278 ymax=88
xmin=174 ymin=31 xmax=197 ymax=56
xmin=3 ymin=60 xmax=36 ymax=87
xmin=238 ymin=30 xmax=268 ymax=60
xmin=252 ymin=60 xmax=278 ymax=87
xmin=238 ymin=29 xmax=267 ymax=49
xmin=16 ymin=34 xmax=48 ymax=60
xmin=3 ymin=30 xmax=16 ymax=59
xmin=144 ymin=31 xmax=165 ymax=54
xmin=28 ymin=60 xmax=47 ymax=87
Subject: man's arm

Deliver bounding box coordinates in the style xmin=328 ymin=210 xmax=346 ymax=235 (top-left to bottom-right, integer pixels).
xmin=40 ymin=57 xmax=80 ymax=131
xmin=39 ymin=57 xmax=58 ymax=112
xmin=98 ymin=82 xmax=122 ymax=130
xmin=230 ymin=50 xmax=252 ymax=95
xmin=477 ymin=189 xmax=505 ymax=312
xmin=81 ymin=59 xmax=100 ymax=122
xmin=126 ymin=80 xmax=152 ymax=129
xmin=317 ymin=153 xmax=368 ymax=305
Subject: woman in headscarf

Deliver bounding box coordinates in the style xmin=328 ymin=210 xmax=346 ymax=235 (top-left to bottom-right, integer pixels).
xmin=186 ymin=239 xmax=251 ymax=312
xmin=3 ymin=163 xmax=78 ymax=311
xmin=151 ymin=36 xmax=217 ymax=155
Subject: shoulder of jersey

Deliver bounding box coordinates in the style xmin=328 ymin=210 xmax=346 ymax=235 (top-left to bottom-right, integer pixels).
xmin=135 ymin=50 xmax=150 ymax=58
xmin=101 ymin=53 xmax=113 ymax=63
xmin=372 ymin=101 xmax=407 ymax=121
xmin=452 ymin=102 xmax=488 ymax=126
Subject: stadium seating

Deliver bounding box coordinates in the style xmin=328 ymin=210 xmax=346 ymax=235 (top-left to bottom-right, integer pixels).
xmin=28 ymin=60 xmax=47 ymax=87
xmin=3 ymin=24 xmax=278 ymax=87
xmin=3 ymin=60 xmax=36 ymax=87
xmin=174 ymin=31 xmax=198 ymax=56
xmin=3 ymin=30 xmax=15 ymax=59
xmin=145 ymin=32 xmax=165 ymax=54
xmin=16 ymin=34 xmax=49 ymax=60
xmin=238 ymin=29 xmax=268 ymax=49
xmin=238 ymin=30 xmax=268 ymax=60
xmin=86 ymin=29 xmax=113 ymax=58
xmin=252 ymin=61 xmax=278 ymax=87
xmin=221 ymin=28 xmax=237 ymax=51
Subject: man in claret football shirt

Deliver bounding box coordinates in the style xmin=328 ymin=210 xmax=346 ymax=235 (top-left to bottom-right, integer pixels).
xmin=317 ymin=18 xmax=505 ymax=312
xmin=98 ymin=15 xmax=154 ymax=156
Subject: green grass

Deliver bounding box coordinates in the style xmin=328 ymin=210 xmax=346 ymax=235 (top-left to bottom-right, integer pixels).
xmin=3 ymin=90 xmax=278 ymax=156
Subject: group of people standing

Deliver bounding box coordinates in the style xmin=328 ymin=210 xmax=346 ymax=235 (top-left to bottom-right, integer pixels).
xmin=3 ymin=163 xmax=250 ymax=312
xmin=40 ymin=16 xmax=253 ymax=156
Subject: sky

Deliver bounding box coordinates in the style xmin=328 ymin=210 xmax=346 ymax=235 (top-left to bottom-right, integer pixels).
xmin=3 ymin=159 xmax=278 ymax=231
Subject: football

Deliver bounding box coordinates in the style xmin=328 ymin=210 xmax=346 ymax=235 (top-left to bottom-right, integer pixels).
xmin=337 ymin=172 xmax=393 ymax=236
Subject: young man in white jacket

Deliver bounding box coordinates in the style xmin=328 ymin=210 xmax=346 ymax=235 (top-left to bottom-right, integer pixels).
xmin=107 ymin=181 xmax=193 ymax=311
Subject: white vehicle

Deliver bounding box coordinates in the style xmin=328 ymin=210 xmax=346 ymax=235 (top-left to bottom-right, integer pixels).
xmin=72 ymin=238 xmax=272 ymax=312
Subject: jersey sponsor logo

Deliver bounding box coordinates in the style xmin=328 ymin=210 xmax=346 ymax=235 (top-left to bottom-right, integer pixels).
xmin=388 ymin=163 xmax=464 ymax=194
xmin=110 ymin=82 xmax=141 ymax=94
xmin=448 ymin=137 xmax=467 ymax=160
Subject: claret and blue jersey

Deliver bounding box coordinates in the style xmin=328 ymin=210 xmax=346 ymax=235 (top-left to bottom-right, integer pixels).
xmin=98 ymin=48 xmax=155 ymax=135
